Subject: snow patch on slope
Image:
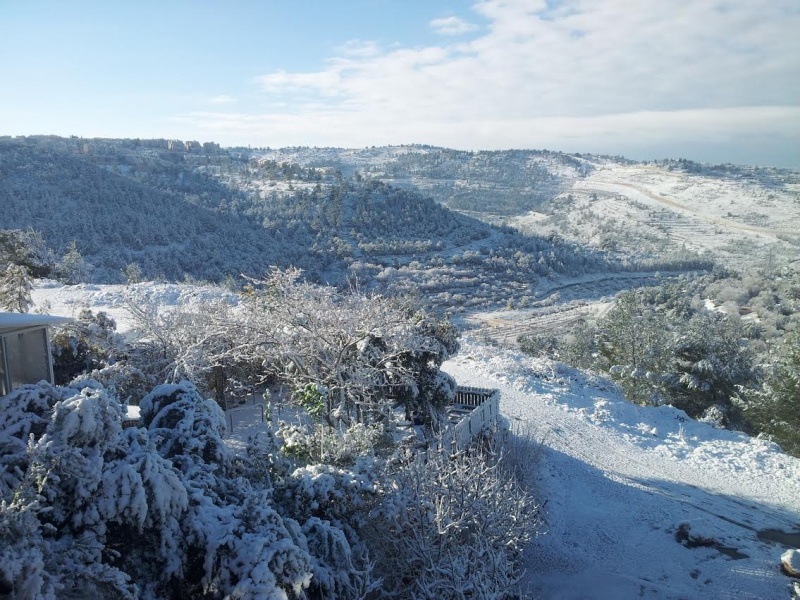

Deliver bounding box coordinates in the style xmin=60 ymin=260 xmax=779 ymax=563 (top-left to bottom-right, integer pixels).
xmin=444 ymin=337 xmax=800 ymax=600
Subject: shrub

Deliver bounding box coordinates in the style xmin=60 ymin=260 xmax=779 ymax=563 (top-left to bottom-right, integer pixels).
xmin=366 ymin=434 xmax=540 ymax=599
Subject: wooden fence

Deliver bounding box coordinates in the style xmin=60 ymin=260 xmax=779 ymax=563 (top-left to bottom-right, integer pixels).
xmin=437 ymin=386 xmax=500 ymax=453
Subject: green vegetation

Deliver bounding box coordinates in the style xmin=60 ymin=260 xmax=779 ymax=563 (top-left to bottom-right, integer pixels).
xmin=522 ymin=269 xmax=800 ymax=454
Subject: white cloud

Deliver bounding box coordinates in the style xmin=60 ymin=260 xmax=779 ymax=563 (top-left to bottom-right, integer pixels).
xmin=207 ymin=95 xmax=237 ymax=105
xmin=430 ymin=16 xmax=478 ymax=36
xmin=335 ymin=39 xmax=382 ymax=57
xmin=180 ymin=0 xmax=800 ymax=163
xmin=256 ymin=69 xmax=343 ymax=96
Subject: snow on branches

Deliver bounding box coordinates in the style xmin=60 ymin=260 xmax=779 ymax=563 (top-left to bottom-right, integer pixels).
xmin=0 ymin=380 xmax=377 ymax=599
xmin=126 ymin=268 xmax=459 ymax=426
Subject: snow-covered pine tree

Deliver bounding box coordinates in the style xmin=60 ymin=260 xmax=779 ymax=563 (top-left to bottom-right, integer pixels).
xmin=738 ymin=331 xmax=800 ymax=455
xmin=57 ymin=241 xmax=89 ymax=284
xmin=0 ymin=263 xmax=33 ymax=312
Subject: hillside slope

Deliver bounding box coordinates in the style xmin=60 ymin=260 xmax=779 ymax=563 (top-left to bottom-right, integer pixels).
xmin=513 ymin=163 xmax=800 ymax=272
xmin=444 ymin=338 xmax=800 ymax=600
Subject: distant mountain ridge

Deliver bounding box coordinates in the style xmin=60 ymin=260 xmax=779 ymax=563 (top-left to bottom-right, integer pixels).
xmin=0 ymin=136 xmax=714 ymax=310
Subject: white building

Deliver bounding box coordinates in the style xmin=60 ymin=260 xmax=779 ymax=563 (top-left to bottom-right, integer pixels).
xmin=0 ymin=313 xmax=70 ymax=396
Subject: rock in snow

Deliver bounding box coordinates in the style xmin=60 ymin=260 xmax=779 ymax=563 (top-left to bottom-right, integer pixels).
xmin=783 ymin=549 xmax=800 ymax=578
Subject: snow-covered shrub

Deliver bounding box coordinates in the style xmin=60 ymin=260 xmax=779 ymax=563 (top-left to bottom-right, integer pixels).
xmin=140 ymin=381 xmax=233 ymax=471
xmin=274 ymin=452 xmax=380 ymax=593
xmin=0 ymin=383 xmax=171 ymax=599
xmin=73 ymin=362 xmax=154 ymax=406
xmin=138 ymin=382 xmax=308 ymax=597
xmin=0 ymin=382 xmax=77 ymax=500
xmin=0 ymin=498 xmax=58 ymax=600
xmin=367 ymin=442 xmax=539 ymax=600
xmin=278 ymin=460 xmax=380 ymax=527
xmin=300 ymin=516 xmax=378 ymax=599
xmin=274 ymin=459 xmax=381 ymax=598
xmin=1 ymin=379 xmax=378 ymax=599
xmin=698 ymin=404 xmax=727 ymax=428
xmin=276 ymin=420 xmax=391 ymax=467
xmin=50 ymin=309 xmax=123 ymax=384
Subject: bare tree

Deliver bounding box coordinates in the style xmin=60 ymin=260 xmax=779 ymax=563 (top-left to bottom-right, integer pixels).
xmin=125 ymin=269 xmax=458 ymax=424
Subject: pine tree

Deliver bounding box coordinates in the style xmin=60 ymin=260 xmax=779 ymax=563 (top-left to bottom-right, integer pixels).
xmin=595 ymin=289 xmax=670 ymax=404
xmin=0 ymin=264 xmax=33 ymax=313
xmin=740 ymin=332 xmax=800 ymax=456
xmin=57 ymin=241 xmax=89 ymax=284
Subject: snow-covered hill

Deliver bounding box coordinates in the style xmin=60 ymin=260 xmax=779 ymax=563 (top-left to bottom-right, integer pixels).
xmin=513 ymin=162 xmax=800 ymax=273
xmin=444 ymin=337 xmax=800 ymax=600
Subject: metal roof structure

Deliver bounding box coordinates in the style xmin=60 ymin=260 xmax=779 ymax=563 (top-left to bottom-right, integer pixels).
xmin=0 ymin=312 xmax=72 ymax=335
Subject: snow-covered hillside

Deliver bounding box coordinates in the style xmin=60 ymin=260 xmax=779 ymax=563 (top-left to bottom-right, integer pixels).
xmin=32 ymin=280 xmax=800 ymax=599
xmin=513 ymin=162 xmax=800 ymax=273
xmin=445 ymin=338 xmax=800 ymax=600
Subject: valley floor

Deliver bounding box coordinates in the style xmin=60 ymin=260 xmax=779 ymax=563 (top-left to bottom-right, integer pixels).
xmin=444 ymin=338 xmax=800 ymax=600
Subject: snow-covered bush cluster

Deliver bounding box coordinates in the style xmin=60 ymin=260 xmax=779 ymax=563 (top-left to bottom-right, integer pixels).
xmin=0 ymin=377 xmax=540 ymax=599
xmin=0 ymin=381 xmax=380 ymax=599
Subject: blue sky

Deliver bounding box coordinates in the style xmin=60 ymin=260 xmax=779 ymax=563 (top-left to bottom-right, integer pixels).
xmin=1 ymin=0 xmax=798 ymax=167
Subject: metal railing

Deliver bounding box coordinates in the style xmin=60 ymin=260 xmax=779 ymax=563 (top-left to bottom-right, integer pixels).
xmin=225 ymin=398 xmax=267 ymax=435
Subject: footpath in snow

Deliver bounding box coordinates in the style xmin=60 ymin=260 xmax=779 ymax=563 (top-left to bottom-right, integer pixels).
xmin=443 ymin=337 xmax=800 ymax=600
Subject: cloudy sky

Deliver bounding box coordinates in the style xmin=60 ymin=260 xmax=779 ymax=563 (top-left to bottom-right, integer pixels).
xmin=1 ymin=0 xmax=798 ymax=166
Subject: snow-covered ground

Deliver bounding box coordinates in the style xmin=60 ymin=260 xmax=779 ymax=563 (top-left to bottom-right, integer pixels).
xmin=31 ymin=281 xmax=800 ymax=598
xmin=31 ymin=279 xmax=239 ymax=337
xmin=444 ymin=337 xmax=800 ymax=600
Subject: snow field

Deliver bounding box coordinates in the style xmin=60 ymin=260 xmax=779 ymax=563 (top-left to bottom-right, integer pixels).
xmin=32 ymin=279 xmax=239 ymax=338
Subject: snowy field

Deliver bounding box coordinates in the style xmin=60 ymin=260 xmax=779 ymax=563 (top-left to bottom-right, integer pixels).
xmin=31 ymin=281 xmax=800 ymax=599
xmin=444 ymin=338 xmax=800 ymax=600
xmin=31 ymin=279 xmax=239 ymax=338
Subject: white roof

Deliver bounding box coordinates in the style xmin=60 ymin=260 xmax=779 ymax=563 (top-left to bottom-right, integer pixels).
xmin=0 ymin=312 xmax=72 ymax=335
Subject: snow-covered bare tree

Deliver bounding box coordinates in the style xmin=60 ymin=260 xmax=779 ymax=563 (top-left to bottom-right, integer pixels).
xmin=237 ymin=268 xmax=459 ymax=425
xmin=124 ymin=293 xmax=239 ymax=387
xmin=125 ymin=269 xmax=459 ymax=424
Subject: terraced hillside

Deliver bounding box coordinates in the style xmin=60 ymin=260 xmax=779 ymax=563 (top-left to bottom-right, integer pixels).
xmin=513 ymin=163 xmax=800 ymax=272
